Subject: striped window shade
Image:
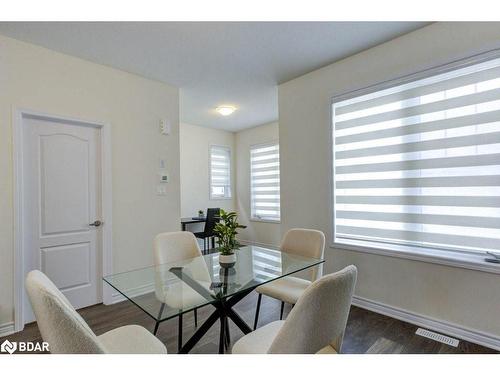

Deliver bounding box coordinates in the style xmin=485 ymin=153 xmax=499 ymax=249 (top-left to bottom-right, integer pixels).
xmin=251 ymin=142 xmax=280 ymax=221
xmin=209 ymin=145 xmax=231 ymax=199
xmin=333 ymin=55 xmax=500 ymax=255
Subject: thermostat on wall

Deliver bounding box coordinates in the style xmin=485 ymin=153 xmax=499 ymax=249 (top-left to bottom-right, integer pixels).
xmin=159 ymin=172 xmax=169 ymax=183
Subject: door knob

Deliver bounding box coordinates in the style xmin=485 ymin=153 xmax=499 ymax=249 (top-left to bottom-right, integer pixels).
xmin=89 ymin=220 xmax=103 ymax=227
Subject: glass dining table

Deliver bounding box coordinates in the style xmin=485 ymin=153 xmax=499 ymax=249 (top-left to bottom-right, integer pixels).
xmin=103 ymin=245 xmax=324 ymax=354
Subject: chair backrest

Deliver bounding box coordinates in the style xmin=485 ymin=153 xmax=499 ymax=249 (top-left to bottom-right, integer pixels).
xmin=280 ymin=228 xmax=325 ymax=281
xmin=268 ymin=265 xmax=357 ymax=354
xmin=153 ymin=231 xmax=210 ymax=305
xmin=203 ymin=208 xmax=220 ymax=236
xmin=25 ymin=270 xmax=105 ymax=354
xmin=153 ymin=231 xmax=202 ymax=265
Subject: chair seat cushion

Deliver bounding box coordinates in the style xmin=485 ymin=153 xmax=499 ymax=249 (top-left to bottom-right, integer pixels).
xmin=256 ymin=276 xmax=311 ymax=304
xmin=156 ymin=280 xmax=210 ymax=308
xmin=98 ymin=325 xmax=167 ymax=354
xmin=231 ymin=321 xmax=339 ymax=354
xmin=232 ymin=321 xmax=285 ymax=354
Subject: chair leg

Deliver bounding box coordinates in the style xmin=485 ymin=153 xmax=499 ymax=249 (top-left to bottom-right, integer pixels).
xmin=203 ymin=238 xmax=207 ymax=254
xmin=153 ymin=303 xmax=165 ymax=335
xmin=178 ymin=314 xmax=183 ymax=353
xmin=153 ymin=321 xmax=161 ymax=335
xmin=280 ymin=301 xmax=285 ymax=320
xmin=253 ymin=293 xmax=262 ymax=330
xmin=194 ymin=308 xmax=198 ymax=327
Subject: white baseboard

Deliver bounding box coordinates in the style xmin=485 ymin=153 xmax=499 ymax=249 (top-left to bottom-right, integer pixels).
xmin=0 ymin=322 xmax=15 ymax=337
xmin=110 ymin=292 xmax=127 ymax=304
xmin=109 ymin=283 xmax=155 ymax=305
xmin=352 ymin=295 xmax=500 ymax=351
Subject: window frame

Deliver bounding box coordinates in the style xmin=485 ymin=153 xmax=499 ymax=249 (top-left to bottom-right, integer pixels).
xmin=250 ymin=140 xmax=281 ymax=223
xmin=330 ymin=49 xmax=500 ymax=274
xmin=209 ymin=144 xmax=232 ymax=200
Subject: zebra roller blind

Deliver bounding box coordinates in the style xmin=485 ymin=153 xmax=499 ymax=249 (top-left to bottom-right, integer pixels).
xmin=251 ymin=142 xmax=280 ymax=221
xmin=333 ymin=55 xmax=500 ymax=254
xmin=210 ymin=145 xmax=231 ymax=199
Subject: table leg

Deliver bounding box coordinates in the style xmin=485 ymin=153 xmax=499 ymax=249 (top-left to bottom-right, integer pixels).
xmin=224 ymin=316 xmax=230 ymax=348
xmin=178 ymin=289 xmax=254 ymax=353
xmin=219 ymin=314 xmax=226 ymax=354
xmin=178 ymin=308 xmax=220 ymax=354
xmin=225 ymin=306 xmax=252 ymax=335
xmin=172 ymin=272 xmax=255 ymax=353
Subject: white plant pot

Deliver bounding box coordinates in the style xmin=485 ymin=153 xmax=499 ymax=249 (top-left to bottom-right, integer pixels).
xmin=219 ymin=252 xmax=236 ymax=268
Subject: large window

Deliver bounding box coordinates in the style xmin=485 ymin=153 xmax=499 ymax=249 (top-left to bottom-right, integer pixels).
xmin=333 ymin=54 xmax=500 ymax=255
xmin=251 ymin=142 xmax=280 ymax=222
xmin=209 ymin=145 xmax=231 ymax=199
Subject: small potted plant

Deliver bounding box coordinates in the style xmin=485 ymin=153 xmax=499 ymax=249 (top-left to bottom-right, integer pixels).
xmin=198 ymin=209 xmax=204 ymax=218
xmin=213 ymin=209 xmax=246 ymax=267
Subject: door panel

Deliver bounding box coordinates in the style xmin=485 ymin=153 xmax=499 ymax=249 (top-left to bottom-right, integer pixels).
xmin=41 ymin=242 xmax=91 ymax=291
xmin=40 ymin=133 xmax=90 ymax=235
xmin=23 ymin=115 xmax=101 ymax=323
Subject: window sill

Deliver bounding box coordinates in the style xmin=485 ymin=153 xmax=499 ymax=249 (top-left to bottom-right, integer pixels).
xmin=250 ymin=218 xmax=281 ymax=224
xmin=209 ymin=196 xmax=232 ymax=201
xmin=331 ymin=238 xmax=500 ymax=275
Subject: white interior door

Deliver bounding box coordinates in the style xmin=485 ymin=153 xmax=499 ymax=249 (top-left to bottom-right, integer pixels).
xmin=22 ymin=115 xmax=102 ymax=323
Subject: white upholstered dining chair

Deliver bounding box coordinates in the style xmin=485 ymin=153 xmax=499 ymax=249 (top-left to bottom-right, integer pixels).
xmin=232 ymin=265 xmax=357 ymax=354
xmin=153 ymin=231 xmax=211 ymax=351
xmin=25 ymin=270 xmax=167 ymax=354
xmin=253 ymin=228 xmax=325 ymax=329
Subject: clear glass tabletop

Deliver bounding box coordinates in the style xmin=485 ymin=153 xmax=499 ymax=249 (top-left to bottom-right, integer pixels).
xmin=103 ymin=245 xmax=324 ymax=322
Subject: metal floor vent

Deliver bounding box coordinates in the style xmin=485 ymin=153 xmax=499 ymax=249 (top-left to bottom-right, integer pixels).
xmin=415 ymin=328 xmax=459 ymax=347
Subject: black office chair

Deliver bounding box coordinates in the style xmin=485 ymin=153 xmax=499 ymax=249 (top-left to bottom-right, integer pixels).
xmin=194 ymin=208 xmax=220 ymax=254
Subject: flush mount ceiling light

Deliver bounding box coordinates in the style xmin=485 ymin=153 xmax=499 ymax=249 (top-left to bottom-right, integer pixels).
xmin=216 ymin=106 xmax=237 ymax=116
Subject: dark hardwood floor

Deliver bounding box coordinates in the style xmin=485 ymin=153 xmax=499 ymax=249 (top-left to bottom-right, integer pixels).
xmin=3 ymin=291 xmax=496 ymax=354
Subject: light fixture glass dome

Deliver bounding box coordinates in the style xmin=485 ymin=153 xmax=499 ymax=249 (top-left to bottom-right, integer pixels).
xmin=216 ymin=106 xmax=236 ymax=116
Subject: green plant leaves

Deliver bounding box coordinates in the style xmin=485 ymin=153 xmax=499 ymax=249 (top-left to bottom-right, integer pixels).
xmin=213 ymin=209 xmax=247 ymax=255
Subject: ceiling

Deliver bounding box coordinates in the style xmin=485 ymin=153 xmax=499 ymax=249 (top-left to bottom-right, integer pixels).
xmin=0 ymin=22 xmax=429 ymax=131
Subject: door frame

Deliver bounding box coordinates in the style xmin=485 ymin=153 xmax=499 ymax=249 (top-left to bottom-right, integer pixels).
xmin=12 ymin=108 xmax=113 ymax=332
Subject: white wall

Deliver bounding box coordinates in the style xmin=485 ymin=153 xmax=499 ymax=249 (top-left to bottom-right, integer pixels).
xmin=180 ymin=123 xmax=235 ymax=225
xmin=0 ymin=35 xmax=180 ymax=330
xmin=180 ymin=122 xmax=281 ymax=245
xmin=235 ymin=122 xmax=281 ymax=247
xmin=279 ymin=22 xmax=500 ymax=340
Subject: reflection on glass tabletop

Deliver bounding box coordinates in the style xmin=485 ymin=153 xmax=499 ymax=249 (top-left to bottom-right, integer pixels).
xmin=103 ymin=245 xmax=324 ymax=322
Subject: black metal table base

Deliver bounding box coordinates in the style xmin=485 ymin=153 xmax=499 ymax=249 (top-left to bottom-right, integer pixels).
xmin=179 ymin=288 xmax=253 ymax=354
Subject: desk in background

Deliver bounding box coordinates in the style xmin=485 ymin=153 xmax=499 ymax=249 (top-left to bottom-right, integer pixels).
xmin=181 ymin=216 xmax=206 ymax=231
